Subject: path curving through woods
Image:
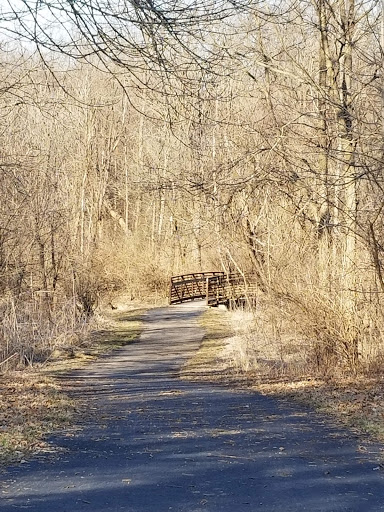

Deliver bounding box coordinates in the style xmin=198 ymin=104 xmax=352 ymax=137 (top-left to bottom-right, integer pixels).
xmin=1 ymin=301 xmax=384 ymax=511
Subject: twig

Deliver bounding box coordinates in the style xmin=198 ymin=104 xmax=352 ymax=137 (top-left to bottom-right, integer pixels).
xmin=0 ymin=353 xmax=18 ymax=367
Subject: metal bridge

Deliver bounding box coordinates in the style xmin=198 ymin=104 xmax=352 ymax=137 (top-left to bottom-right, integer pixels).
xmin=169 ymin=272 xmax=258 ymax=308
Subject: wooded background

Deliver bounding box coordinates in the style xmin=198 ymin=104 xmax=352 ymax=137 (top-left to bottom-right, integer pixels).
xmin=1 ymin=0 xmax=383 ymax=374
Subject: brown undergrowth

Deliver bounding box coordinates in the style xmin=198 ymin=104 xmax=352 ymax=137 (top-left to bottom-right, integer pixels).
xmin=0 ymin=303 xmax=147 ymax=467
xmin=182 ymin=306 xmax=384 ymax=445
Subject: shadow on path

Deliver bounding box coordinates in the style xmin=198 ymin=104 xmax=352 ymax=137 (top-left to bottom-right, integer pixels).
xmin=1 ymin=301 xmax=384 ymax=511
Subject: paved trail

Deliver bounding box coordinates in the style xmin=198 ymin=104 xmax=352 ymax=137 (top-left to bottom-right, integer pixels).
xmin=1 ymin=302 xmax=384 ymax=511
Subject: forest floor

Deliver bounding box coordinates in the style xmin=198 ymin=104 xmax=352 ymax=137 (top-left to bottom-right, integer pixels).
xmin=1 ymin=301 xmax=384 ymax=512
xmin=182 ymin=307 xmax=384 ymax=446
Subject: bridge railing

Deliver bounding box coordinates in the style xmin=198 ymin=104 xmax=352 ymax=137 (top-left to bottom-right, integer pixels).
xmin=169 ymin=272 xmax=225 ymax=305
xmin=206 ymin=273 xmax=259 ymax=307
xmin=170 ymin=271 xmax=259 ymax=308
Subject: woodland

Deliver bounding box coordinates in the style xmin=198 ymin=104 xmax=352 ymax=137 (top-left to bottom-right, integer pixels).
xmin=0 ymin=0 xmax=384 ymax=377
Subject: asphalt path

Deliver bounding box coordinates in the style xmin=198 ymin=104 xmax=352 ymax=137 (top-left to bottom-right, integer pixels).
xmin=1 ymin=301 xmax=384 ymax=511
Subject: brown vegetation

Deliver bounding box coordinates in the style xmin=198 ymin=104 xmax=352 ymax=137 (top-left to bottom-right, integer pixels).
xmin=1 ymin=1 xmax=384 ymax=434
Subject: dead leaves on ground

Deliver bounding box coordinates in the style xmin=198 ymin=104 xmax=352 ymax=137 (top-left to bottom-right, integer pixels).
xmin=254 ymin=377 xmax=384 ymax=444
xmin=0 ymin=371 xmax=75 ymax=466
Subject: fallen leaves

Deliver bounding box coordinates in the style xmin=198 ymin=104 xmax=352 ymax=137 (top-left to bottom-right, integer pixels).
xmin=157 ymin=390 xmax=183 ymax=396
xmin=0 ymin=371 xmax=75 ymax=466
xmin=252 ymin=376 xmax=384 ymax=446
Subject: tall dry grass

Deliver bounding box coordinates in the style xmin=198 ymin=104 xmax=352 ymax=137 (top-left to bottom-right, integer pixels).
xmin=0 ymin=295 xmax=90 ymax=370
xmin=220 ymin=201 xmax=384 ymax=379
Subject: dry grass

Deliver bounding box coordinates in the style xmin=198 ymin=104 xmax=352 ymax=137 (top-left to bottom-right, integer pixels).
xmin=0 ymin=296 xmax=95 ymax=371
xmin=255 ymin=377 xmax=384 ymax=443
xmin=0 ymin=372 xmax=75 ymax=466
xmin=0 ymin=303 xmax=147 ymax=467
xmin=180 ymin=306 xmax=233 ymax=381
xmin=44 ymin=303 xmax=147 ymax=372
xmin=183 ymin=304 xmax=384 ymax=445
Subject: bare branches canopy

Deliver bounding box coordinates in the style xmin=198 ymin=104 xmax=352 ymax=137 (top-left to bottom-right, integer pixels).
xmin=0 ymin=0 xmax=254 ymax=74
